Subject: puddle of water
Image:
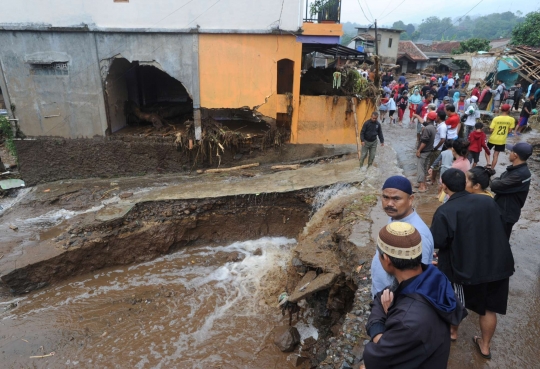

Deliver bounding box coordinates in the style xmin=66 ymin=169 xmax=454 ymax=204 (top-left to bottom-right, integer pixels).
xmin=0 ymin=237 xmax=316 ymax=368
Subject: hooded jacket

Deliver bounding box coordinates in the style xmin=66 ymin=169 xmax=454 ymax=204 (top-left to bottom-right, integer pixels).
xmin=491 ymin=163 xmax=531 ymax=223
xmin=364 ymin=265 xmax=467 ymax=369
xmin=430 ymin=191 xmax=514 ymax=285
xmin=467 ymin=130 xmax=490 ymax=154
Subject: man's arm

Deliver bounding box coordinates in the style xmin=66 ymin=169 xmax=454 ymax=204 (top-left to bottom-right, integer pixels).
xmin=377 ymin=123 xmax=384 ymax=145
xmin=430 ymin=210 xmax=452 ymax=250
xmin=491 ymin=172 xmax=530 ymax=194
xmin=364 ymin=315 xmax=425 ymax=369
xmin=366 ymin=292 xmax=388 ymax=340
xmin=360 ymin=121 xmax=367 ymax=143
xmin=433 ymin=138 xmax=445 ymax=151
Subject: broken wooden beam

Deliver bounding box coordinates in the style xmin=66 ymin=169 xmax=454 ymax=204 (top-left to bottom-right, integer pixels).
xmin=271 ymin=164 xmax=300 ymax=171
xmin=196 ymin=163 xmax=260 ymax=174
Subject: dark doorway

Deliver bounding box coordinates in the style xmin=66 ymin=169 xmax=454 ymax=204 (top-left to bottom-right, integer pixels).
xmin=277 ymin=59 xmax=294 ymax=94
xmin=105 ymin=58 xmax=193 ymax=134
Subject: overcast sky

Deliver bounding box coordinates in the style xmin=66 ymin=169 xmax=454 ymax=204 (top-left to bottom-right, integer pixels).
xmin=340 ymin=0 xmax=540 ymax=26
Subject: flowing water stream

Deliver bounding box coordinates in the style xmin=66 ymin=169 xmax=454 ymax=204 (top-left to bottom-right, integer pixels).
xmin=0 ymin=237 xmax=319 ymax=368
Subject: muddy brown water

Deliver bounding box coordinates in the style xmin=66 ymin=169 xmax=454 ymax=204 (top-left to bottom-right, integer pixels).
xmin=0 ymin=238 xmax=320 ymax=368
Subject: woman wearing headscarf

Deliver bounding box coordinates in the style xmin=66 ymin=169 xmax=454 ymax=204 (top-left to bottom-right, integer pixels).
xmin=453 ymin=91 xmax=461 ymax=106
xmin=409 ymin=88 xmax=423 ymax=120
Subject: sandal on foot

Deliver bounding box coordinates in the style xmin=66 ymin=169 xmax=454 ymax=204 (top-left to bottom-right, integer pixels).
xmin=472 ymin=336 xmax=491 ymax=359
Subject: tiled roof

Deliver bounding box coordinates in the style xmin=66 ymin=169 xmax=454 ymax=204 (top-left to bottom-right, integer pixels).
xmin=416 ymin=41 xmax=462 ymax=53
xmin=397 ymin=41 xmax=429 ymax=61
xmin=352 ymin=33 xmax=375 ymax=41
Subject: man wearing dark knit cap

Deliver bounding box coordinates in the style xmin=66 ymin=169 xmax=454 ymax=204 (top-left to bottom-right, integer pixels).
xmin=371 ymin=176 xmax=434 ymax=297
xmin=362 ymin=222 xmax=466 ymax=369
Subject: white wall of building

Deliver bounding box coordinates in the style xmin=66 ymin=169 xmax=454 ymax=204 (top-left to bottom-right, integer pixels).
xmin=0 ymin=0 xmax=304 ymax=32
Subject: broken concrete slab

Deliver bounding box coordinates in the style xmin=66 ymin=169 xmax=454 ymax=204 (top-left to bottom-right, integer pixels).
xmin=289 ymin=272 xmax=338 ymax=303
xmin=348 ymin=220 xmax=372 ymax=248
xmin=0 ymin=179 xmax=25 ymax=190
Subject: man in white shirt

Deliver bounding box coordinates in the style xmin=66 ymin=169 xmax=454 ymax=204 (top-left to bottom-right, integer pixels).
xmin=448 ymin=77 xmax=455 ymax=88
xmin=464 ymin=96 xmax=480 ymax=138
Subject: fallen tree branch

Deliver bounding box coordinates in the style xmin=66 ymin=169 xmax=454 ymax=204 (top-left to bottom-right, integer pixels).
xmin=30 ymin=352 xmax=55 ymax=359
xmin=271 ymin=164 xmax=300 ymax=171
xmin=197 ymin=163 xmax=259 ymax=174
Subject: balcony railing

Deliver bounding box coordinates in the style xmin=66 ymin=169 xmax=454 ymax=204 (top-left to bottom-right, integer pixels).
xmin=303 ymin=0 xmax=341 ymax=23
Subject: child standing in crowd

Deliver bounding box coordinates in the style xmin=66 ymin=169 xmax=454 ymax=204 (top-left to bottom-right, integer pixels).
xmin=450 ymin=138 xmax=471 ymax=173
xmin=397 ymin=90 xmax=409 ymax=127
xmin=379 ymin=95 xmax=397 ymax=124
xmin=429 ymin=139 xmax=454 ymax=200
xmin=468 ymin=122 xmax=491 ymax=168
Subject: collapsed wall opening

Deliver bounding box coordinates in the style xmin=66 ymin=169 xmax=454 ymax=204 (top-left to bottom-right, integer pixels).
xmin=104 ymin=57 xmax=193 ymax=134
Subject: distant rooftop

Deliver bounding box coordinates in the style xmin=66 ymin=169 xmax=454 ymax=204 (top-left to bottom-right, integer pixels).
xmin=398 ymin=41 xmax=429 ymax=61
xmin=355 ymin=26 xmax=404 ymax=33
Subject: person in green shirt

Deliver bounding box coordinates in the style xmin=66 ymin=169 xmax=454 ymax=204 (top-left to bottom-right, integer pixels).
xmin=487 ymin=104 xmax=515 ymax=169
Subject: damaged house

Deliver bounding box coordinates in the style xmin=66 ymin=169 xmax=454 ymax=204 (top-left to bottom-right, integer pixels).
xmin=0 ymin=0 xmax=371 ymax=184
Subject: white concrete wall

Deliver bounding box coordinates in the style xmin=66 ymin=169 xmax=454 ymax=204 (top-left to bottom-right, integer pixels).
xmin=376 ymin=30 xmax=400 ymax=62
xmin=0 ymin=0 xmax=304 ymax=32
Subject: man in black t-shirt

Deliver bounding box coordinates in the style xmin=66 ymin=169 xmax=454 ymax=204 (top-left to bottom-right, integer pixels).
xmin=517 ymin=95 xmax=534 ymax=134
xmin=421 ymin=81 xmax=431 ymax=97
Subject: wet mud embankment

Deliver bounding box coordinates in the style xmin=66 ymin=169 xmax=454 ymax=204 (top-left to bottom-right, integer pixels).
xmin=2 ymin=189 xmax=320 ymax=295
xmin=280 ymin=187 xmax=379 ymax=368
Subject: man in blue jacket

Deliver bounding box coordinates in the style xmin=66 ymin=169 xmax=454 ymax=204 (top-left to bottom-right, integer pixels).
xmin=437 ymin=82 xmax=448 ymax=106
xmin=363 ymin=222 xmax=466 ymax=369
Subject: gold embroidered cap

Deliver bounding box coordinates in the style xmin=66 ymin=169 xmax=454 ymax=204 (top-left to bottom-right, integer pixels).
xmin=377 ymin=222 xmax=422 ymax=260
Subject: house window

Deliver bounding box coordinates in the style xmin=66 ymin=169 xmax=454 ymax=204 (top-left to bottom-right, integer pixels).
xmin=30 ymin=62 xmax=69 ymax=76
xmin=388 ymin=38 xmax=393 ymax=48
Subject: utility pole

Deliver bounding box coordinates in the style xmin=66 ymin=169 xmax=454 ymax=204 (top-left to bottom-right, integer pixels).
xmin=374 ymin=19 xmax=379 ymax=56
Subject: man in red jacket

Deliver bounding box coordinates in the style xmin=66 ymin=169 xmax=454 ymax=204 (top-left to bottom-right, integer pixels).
xmin=445 ymin=104 xmax=461 ymax=140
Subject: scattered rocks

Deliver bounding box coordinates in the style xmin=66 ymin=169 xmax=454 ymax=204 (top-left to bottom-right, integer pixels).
xmin=273 ymin=326 xmax=301 ymax=352
xmin=289 ymin=272 xmax=338 ymax=303
xmin=288 ymin=354 xmax=308 ymax=367
xmin=226 ymin=252 xmax=245 ymax=263
xmin=119 ymin=192 xmax=133 ymax=199
xmin=318 ymin=264 xmax=373 ymax=369
xmin=253 ymin=248 xmax=263 ymax=256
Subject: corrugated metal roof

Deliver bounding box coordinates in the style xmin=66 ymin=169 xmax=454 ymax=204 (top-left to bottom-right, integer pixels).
xmin=302 ymin=43 xmax=372 ymax=62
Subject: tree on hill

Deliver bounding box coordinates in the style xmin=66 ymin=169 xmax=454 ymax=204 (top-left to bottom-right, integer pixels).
xmin=511 ymin=11 xmax=540 ymax=46
xmin=451 ymin=38 xmax=491 ymax=54
xmin=390 ymin=11 xmax=525 ymax=41
xmin=392 ymin=21 xmax=415 ymax=40
xmin=417 ymin=17 xmax=456 ymax=40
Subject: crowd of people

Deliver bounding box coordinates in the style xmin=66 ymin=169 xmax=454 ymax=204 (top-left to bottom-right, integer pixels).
xmin=356 ymin=70 xmax=535 ymax=368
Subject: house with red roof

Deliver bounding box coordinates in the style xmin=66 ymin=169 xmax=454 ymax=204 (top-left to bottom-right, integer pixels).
xmin=397 ymin=41 xmax=429 ymax=73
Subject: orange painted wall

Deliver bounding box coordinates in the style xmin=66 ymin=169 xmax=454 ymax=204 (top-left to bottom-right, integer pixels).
xmin=199 ymin=33 xmax=302 ymax=142
xmin=199 ymin=34 xmax=302 ymax=109
xmin=297 ymin=96 xmax=374 ymax=144
xmin=302 ymin=22 xmax=344 ymax=37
